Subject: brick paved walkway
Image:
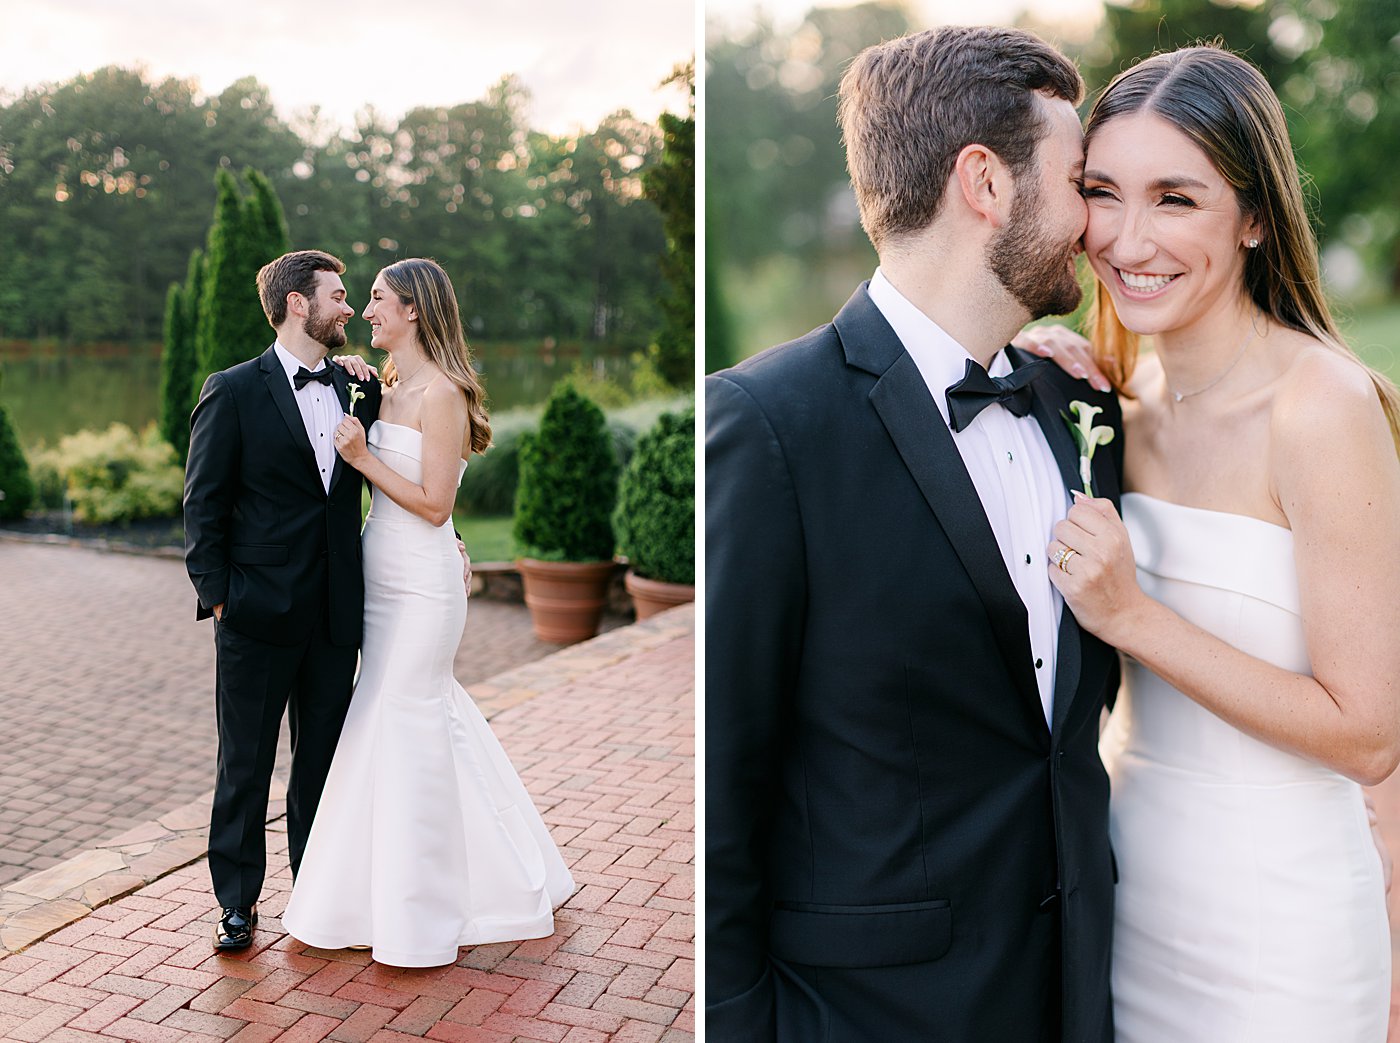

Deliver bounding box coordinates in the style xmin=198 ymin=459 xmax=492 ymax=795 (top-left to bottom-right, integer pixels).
xmin=0 ymin=539 xmax=625 ymax=887
xmin=0 ymin=590 xmax=694 ymax=1041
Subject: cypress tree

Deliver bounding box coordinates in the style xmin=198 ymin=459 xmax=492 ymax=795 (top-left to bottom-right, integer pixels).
xmin=191 ymin=167 xmax=290 ymax=397
xmin=158 ymin=247 xmax=203 ymax=461
xmin=245 ymin=167 xmax=291 ymax=260
xmin=642 ymin=65 xmax=695 ymax=390
xmin=0 ymin=370 xmax=34 ymax=521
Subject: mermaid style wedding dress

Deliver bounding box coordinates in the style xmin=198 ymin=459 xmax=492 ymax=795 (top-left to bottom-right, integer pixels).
xmin=282 ymin=420 xmax=575 ymax=967
xmin=1100 ymin=492 xmax=1388 ymax=1042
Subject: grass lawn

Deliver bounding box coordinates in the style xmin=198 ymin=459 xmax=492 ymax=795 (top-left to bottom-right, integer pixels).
xmin=1341 ymin=300 xmax=1400 ymax=382
xmin=453 ymin=512 xmax=515 ymax=564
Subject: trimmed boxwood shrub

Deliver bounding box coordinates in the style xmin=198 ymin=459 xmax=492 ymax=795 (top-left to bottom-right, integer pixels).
xmin=512 ymin=382 xmax=618 ymax=561
xmin=614 ymin=407 xmax=694 ymax=585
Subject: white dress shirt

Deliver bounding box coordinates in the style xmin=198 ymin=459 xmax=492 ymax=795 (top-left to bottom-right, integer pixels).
xmin=868 ymin=269 xmax=1068 ymax=723
xmin=273 ymin=342 xmax=344 ymax=494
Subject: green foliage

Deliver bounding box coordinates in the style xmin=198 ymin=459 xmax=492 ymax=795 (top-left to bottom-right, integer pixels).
xmin=705 ymin=210 xmax=737 ymax=373
xmin=244 ymin=168 xmax=291 ymax=260
xmin=512 ymin=382 xmax=618 ymax=561
xmin=707 ymin=4 xmax=910 ymax=270
xmin=30 ymin=423 xmax=183 ymax=524
xmin=0 ymin=66 xmax=667 ymax=347
xmin=0 ymin=387 xmax=35 ymax=520
xmin=158 ymin=248 xmax=204 ymax=462
xmin=614 ymin=407 xmax=695 ymax=584
xmin=0 ymin=69 xmax=303 ymax=344
xmin=193 ymin=168 xmax=287 ymax=393
xmin=643 ymin=63 xmax=696 ymax=389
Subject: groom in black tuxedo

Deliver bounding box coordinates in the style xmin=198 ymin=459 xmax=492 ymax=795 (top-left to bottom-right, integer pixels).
xmin=707 ymin=27 xmax=1124 ymax=1042
xmin=184 ymin=250 xmax=382 ymax=951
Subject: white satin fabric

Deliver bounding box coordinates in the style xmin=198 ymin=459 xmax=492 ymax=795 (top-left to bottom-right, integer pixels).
xmin=282 ymin=421 xmax=575 ymax=967
xmin=1100 ymin=493 xmax=1389 ymax=1042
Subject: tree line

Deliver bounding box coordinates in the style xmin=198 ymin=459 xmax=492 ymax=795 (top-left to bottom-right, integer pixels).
xmin=0 ymin=66 xmax=672 ymax=348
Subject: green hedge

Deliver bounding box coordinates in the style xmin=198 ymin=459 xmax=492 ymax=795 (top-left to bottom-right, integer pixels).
xmin=512 ymin=382 xmax=618 ymax=561
xmin=31 ymin=423 xmax=183 ymax=524
xmin=615 ymin=407 xmax=694 ymax=584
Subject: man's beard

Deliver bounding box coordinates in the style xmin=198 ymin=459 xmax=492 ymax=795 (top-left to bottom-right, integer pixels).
xmin=987 ymin=177 xmax=1083 ymax=320
xmin=304 ymin=300 xmax=347 ymax=350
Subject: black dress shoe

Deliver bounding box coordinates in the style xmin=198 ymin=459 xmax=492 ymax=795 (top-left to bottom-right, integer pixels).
xmin=212 ymin=905 xmax=258 ymax=952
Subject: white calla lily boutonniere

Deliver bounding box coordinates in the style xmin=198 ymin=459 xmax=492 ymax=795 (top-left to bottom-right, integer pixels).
xmin=347 ymin=382 xmax=366 ymax=417
xmin=1061 ymin=400 xmax=1115 ymax=497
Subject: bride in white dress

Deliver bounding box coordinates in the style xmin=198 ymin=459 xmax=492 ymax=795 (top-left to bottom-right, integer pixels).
xmin=1032 ymin=48 xmax=1400 ymax=1040
xmin=281 ymin=258 xmax=574 ymax=967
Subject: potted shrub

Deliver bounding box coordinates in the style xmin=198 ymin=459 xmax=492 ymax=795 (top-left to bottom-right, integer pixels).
xmin=513 ymin=382 xmax=619 ymax=643
xmin=614 ymin=407 xmax=694 ymax=618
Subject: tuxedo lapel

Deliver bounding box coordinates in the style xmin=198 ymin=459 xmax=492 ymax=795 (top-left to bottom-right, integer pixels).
xmin=837 ymin=288 xmax=1043 ymax=726
xmin=1012 ymin=347 xmax=1120 ymax=735
xmin=258 ymin=347 xmax=324 ymax=494
xmin=1015 ymin=350 xmax=1084 ymax=497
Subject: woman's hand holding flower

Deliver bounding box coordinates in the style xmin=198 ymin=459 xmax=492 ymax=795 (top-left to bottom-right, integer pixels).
xmin=1047 ymin=493 xmax=1147 ymax=647
xmin=334 ymin=415 xmax=370 ymax=467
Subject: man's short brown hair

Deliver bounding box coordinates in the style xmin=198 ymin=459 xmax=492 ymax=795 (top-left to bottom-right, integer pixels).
xmin=255 ymin=250 xmax=346 ymax=328
xmin=838 ymin=26 xmax=1083 ymax=250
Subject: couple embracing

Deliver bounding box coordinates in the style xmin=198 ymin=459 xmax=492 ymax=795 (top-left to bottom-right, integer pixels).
xmin=183 ymin=251 xmax=574 ymax=967
xmin=707 ymin=26 xmax=1400 ymax=1042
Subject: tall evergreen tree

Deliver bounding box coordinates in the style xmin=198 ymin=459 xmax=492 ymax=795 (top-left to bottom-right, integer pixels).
xmin=158 ymin=247 xmax=204 ymax=461
xmin=0 ymin=369 xmax=34 ymax=521
xmin=244 ymin=168 xmax=291 ymax=261
xmin=643 ymin=63 xmax=695 ymax=389
xmin=192 ymin=168 xmax=288 ymax=397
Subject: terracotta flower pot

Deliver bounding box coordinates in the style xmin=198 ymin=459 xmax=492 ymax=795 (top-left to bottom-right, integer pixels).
xmin=516 ymin=558 xmax=617 ymax=644
xmin=624 ymin=569 xmax=695 ymax=620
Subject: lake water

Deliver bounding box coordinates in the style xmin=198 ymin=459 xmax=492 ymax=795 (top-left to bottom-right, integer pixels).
xmin=0 ymin=340 xmax=641 ymax=450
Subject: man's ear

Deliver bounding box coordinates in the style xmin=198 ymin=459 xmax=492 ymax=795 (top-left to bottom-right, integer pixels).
xmin=286 ymin=291 xmax=309 ymax=319
xmin=954 ymin=143 xmax=1014 ymax=228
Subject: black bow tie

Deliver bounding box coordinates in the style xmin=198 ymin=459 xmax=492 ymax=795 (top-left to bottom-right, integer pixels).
xmin=945 ymin=357 xmax=1049 ymax=432
xmin=293 ymin=366 xmax=335 ymax=390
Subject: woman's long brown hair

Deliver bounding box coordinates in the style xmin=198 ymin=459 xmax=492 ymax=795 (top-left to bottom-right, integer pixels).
xmin=379 ymin=257 xmax=492 ymax=455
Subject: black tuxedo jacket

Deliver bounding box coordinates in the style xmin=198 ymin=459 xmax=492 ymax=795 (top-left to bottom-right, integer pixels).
xmin=183 ymin=346 xmax=382 ymax=648
xmin=705 ymin=285 xmax=1124 ymax=1043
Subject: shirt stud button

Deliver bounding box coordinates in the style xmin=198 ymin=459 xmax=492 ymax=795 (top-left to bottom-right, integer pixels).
xmin=1025 ymin=554 xmax=1032 ymax=565
xmin=1035 ymin=658 xmax=1044 ymax=669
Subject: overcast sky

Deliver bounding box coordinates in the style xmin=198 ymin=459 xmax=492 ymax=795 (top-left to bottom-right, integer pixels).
xmin=707 ymin=0 xmax=1103 ymax=38
xmin=1 ymin=0 xmax=696 ymax=135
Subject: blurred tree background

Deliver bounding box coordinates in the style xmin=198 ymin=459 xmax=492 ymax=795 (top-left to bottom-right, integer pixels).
xmin=706 ymin=0 xmax=1400 ymax=378
xmin=0 ymin=68 xmax=667 ymax=348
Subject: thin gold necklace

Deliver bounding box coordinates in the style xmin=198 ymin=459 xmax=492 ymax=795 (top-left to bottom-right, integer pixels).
xmin=1166 ymin=320 xmax=1258 ymax=403
xmin=395 ymin=357 xmax=431 ymax=388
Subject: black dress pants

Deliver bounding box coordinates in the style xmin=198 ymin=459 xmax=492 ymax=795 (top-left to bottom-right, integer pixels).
xmin=208 ymin=609 xmax=356 ymax=909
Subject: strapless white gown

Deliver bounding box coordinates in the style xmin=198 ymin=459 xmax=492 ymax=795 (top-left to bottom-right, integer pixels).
xmin=282 ymin=421 xmax=575 ymax=967
xmin=1100 ymin=493 xmax=1389 ymax=1042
